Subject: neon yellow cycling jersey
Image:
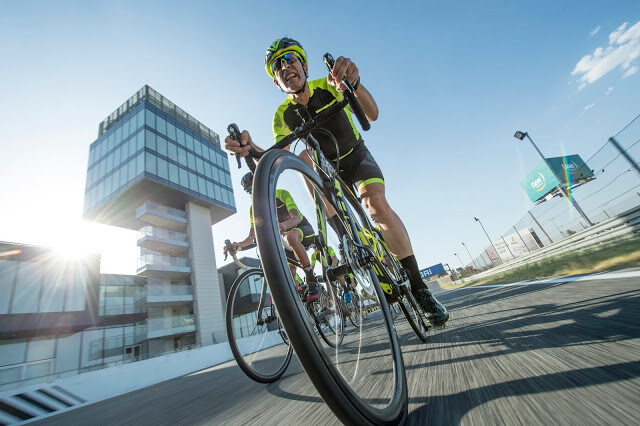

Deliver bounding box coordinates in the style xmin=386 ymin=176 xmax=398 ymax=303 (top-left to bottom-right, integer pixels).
xmin=310 ymin=246 xmax=337 ymax=269
xmin=272 ymin=78 xmax=364 ymax=161
xmin=249 ymin=189 xmax=309 ymax=230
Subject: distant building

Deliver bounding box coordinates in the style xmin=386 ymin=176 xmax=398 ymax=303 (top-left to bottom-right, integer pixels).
xmin=0 ymin=86 xmax=246 ymax=392
xmin=0 ymin=241 xmax=102 ymax=390
xmin=83 ymin=85 xmax=235 ymax=354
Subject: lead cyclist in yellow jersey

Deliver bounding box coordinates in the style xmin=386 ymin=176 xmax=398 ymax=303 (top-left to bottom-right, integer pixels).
xmin=224 ymin=37 xmax=448 ymax=327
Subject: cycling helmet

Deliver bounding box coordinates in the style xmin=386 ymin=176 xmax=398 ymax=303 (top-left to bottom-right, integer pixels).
xmin=265 ymin=37 xmax=308 ymax=79
xmin=241 ymin=172 xmax=254 ymax=193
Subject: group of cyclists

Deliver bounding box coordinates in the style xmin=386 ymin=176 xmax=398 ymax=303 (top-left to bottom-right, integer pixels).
xmin=223 ymin=37 xmax=448 ymax=328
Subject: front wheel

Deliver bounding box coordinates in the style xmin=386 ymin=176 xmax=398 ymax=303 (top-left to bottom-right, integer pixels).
xmin=252 ymin=149 xmax=407 ymax=425
xmin=226 ymin=268 xmax=293 ymax=383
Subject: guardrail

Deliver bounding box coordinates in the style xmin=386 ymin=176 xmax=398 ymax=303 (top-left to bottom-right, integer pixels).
xmin=467 ymin=205 xmax=640 ymax=281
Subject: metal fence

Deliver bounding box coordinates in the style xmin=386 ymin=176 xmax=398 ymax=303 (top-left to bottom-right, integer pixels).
xmin=465 ymin=112 xmax=640 ymax=271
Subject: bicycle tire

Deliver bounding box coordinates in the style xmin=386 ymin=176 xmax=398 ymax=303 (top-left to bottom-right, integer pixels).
xmin=252 ymin=149 xmax=407 ymax=425
xmin=371 ymin=236 xmax=431 ymax=342
xmin=345 ymin=291 xmax=362 ymax=328
xmin=398 ymin=286 xmax=430 ymax=343
xmin=308 ymin=285 xmax=345 ymax=347
xmin=226 ymin=268 xmax=293 ymax=383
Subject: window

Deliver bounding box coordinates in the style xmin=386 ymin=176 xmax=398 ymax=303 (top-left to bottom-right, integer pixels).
xmin=136 ymin=130 xmax=144 ymax=152
xmin=179 ymin=167 xmax=189 ymax=188
xmin=186 ymin=134 xmax=195 ymax=152
xmin=105 ymin=153 xmax=113 ymax=175
xmin=157 ymin=157 xmax=168 ymax=180
xmin=167 ymin=123 xmax=176 ymax=141
xmin=176 ymin=129 xmax=185 ymax=146
xmin=187 ymin=153 xmax=196 ymax=171
xmin=115 ymin=126 xmax=123 ymax=145
xmin=167 ymin=141 xmax=177 ymax=160
xmin=145 ymin=109 xmax=155 ymax=129
xmin=198 ymin=177 xmax=207 ymax=196
xmin=196 ymin=157 xmax=204 ymax=175
xmin=156 ymin=116 xmax=167 ymax=136
xmin=136 ymin=152 xmax=144 ymax=175
xmin=214 ymin=184 xmax=222 ymax=201
xmin=177 ymin=147 xmax=187 ymax=166
xmin=189 ymin=172 xmax=199 ymax=192
xmin=146 ymin=152 xmax=157 ymax=175
xmin=157 ymin=136 xmax=167 ymax=157
xmin=206 ymin=181 xmax=215 ymax=199
xmin=12 ymin=261 xmax=42 ymax=313
xmin=122 ymin=120 xmax=130 ymax=140
xmin=145 ymin=129 xmax=156 ymax=151
xmin=194 ymin=139 xmax=203 ymax=157
xmin=169 ymin=163 xmax=179 ymax=184
xmin=0 ymin=260 xmax=17 ymax=314
xmin=128 ymin=159 xmax=137 ymax=181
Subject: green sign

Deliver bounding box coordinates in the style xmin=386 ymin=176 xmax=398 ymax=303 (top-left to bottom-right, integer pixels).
xmin=521 ymin=162 xmax=560 ymax=202
xmin=546 ymin=155 xmax=594 ymax=185
xmin=520 ymin=155 xmax=593 ymax=203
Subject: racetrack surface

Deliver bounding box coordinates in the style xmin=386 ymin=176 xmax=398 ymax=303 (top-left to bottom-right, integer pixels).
xmin=33 ymin=270 xmax=640 ymax=425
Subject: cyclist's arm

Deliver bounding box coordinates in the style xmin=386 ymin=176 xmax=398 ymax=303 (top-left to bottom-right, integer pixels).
xmin=279 ymin=209 xmax=302 ymax=233
xmin=232 ymin=228 xmax=256 ymax=251
xmin=224 ymin=129 xmax=265 ymax=162
xmin=351 ymin=84 xmax=378 ymax=122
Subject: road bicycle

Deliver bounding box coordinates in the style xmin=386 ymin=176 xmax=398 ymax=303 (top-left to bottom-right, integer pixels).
xmin=224 ymin=240 xmax=344 ymax=383
xmin=228 ymin=53 xmax=434 ymax=424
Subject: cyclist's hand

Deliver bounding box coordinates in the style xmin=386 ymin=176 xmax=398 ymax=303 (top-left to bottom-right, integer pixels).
xmin=327 ymin=56 xmax=359 ymax=92
xmin=224 ymin=129 xmax=253 ymax=158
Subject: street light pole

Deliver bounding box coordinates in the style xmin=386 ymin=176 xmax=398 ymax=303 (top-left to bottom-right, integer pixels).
xmin=514 ymin=131 xmax=593 ymax=226
xmin=474 ymin=217 xmax=498 ymax=265
xmin=461 ymin=242 xmax=477 ymax=271
xmin=453 ymin=253 xmax=466 ymax=278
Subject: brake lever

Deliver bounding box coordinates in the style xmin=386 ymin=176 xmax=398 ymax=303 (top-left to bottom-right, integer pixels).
xmin=323 ymin=53 xmax=355 ymax=93
xmin=227 ymin=123 xmax=243 ymax=169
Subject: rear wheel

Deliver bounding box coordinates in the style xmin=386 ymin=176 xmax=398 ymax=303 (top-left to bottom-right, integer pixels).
xmin=307 ymin=285 xmax=345 ymax=347
xmin=344 ymin=289 xmax=362 ymax=328
xmin=226 ymin=268 xmax=293 ymax=383
xmin=252 ymin=149 xmax=407 ymax=425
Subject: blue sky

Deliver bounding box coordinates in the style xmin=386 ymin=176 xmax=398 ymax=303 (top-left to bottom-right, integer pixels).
xmin=1 ymin=1 xmax=639 ymax=274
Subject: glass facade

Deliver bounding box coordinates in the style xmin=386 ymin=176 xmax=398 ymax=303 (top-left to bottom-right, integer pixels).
xmin=0 ymin=259 xmax=89 ymax=314
xmin=84 ymin=89 xmax=235 ymax=218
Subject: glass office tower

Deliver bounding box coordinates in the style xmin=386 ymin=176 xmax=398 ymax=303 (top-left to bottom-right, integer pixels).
xmin=83 ymin=85 xmax=235 ymax=355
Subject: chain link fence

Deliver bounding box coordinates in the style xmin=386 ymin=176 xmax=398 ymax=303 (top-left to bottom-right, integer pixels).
xmin=466 ymin=113 xmax=640 ymax=271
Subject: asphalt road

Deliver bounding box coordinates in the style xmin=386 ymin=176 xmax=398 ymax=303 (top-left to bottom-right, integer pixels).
xmin=35 ymin=270 xmax=640 ymax=425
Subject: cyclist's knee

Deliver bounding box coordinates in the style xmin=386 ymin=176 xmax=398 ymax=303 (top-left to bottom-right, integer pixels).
xmin=285 ymin=229 xmax=302 ymax=245
xmin=362 ymin=191 xmax=392 ymax=221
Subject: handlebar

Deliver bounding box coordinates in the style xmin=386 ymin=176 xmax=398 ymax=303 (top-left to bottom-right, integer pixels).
xmin=227 ymin=123 xmax=258 ymax=172
xmin=323 ymin=53 xmax=370 ymax=131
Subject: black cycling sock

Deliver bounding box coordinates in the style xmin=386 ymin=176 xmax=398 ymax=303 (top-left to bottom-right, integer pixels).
xmin=303 ymin=266 xmax=316 ymax=284
xmin=399 ymin=255 xmax=428 ymax=292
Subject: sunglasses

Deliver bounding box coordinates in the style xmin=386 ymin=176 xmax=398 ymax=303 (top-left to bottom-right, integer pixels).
xmin=271 ymin=52 xmax=302 ymax=74
xmin=245 ymin=186 xmax=252 ymax=193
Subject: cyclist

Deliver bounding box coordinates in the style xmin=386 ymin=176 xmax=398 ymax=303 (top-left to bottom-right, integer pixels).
xmin=224 ymin=37 xmax=448 ymax=327
xmin=226 ymin=172 xmax=320 ymax=302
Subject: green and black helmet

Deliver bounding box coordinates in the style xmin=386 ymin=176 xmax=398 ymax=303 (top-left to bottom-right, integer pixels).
xmin=265 ymin=37 xmax=307 ymax=79
xmin=241 ymin=172 xmax=254 ymax=193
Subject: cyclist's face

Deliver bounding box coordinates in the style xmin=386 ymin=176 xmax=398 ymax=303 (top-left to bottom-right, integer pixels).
xmin=273 ymin=52 xmax=307 ymax=93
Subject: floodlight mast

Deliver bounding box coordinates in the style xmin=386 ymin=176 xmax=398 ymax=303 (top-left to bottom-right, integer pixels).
xmin=514 ymin=131 xmax=593 ymax=227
